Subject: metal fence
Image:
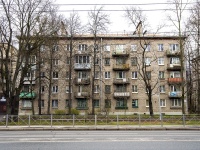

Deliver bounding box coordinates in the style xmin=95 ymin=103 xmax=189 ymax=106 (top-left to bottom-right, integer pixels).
xmin=0 ymin=114 xmax=200 ymax=127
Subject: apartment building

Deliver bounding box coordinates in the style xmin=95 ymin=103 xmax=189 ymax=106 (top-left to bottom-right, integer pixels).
xmin=18 ymin=33 xmax=187 ymax=115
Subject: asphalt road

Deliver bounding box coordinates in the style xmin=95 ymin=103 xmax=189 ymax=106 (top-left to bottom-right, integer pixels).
xmin=0 ymin=131 xmax=200 ymax=150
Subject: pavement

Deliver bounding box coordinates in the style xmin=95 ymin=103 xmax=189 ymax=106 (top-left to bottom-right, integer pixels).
xmin=0 ymin=125 xmax=200 ymax=131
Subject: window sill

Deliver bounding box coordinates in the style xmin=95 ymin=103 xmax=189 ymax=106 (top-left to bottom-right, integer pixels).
xmin=132 ymin=92 xmax=138 ymax=94
xmin=132 ymin=106 xmax=138 ymax=108
xmin=115 ymin=106 xmax=128 ymax=109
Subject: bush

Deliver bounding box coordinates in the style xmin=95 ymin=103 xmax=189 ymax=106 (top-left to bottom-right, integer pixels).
xmin=54 ymin=110 xmax=66 ymax=115
xmin=71 ymin=109 xmax=80 ymax=115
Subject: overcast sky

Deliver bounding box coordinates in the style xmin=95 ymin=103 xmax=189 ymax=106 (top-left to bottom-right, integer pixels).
xmin=55 ymin=0 xmax=194 ymax=34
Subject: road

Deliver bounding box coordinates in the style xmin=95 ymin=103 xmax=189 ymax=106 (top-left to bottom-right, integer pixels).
xmin=0 ymin=130 xmax=200 ymax=150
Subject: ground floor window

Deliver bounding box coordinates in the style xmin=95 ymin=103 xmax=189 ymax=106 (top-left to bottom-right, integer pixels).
xmin=132 ymin=99 xmax=138 ymax=108
xmin=171 ymin=99 xmax=181 ymax=107
xmin=93 ymin=99 xmax=99 ymax=108
xmin=41 ymin=100 xmax=44 ymax=108
xmin=116 ymin=99 xmax=127 ymax=109
xmin=52 ymin=99 xmax=58 ymax=108
xmin=66 ymin=99 xmax=69 ymax=108
xmin=105 ymin=99 xmax=111 ymax=108
xmin=160 ymin=99 xmax=166 ymax=107
xmin=22 ymin=100 xmax=32 ymax=108
xmin=77 ymin=99 xmax=87 ymax=109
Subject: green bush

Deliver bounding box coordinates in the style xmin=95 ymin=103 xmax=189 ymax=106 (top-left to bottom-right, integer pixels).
xmin=54 ymin=110 xmax=66 ymax=115
xmin=71 ymin=109 xmax=80 ymax=115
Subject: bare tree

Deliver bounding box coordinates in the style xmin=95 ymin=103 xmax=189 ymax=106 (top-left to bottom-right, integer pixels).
xmin=87 ymin=6 xmax=110 ymax=115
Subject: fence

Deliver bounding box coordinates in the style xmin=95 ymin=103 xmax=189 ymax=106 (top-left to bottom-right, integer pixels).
xmin=0 ymin=114 xmax=200 ymax=127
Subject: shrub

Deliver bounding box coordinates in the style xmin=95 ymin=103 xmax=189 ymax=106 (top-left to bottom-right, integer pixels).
xmin=71 ymin=109 xmax=80 ymax=115
xmin=54 ymin=110 xmax=66 ymax=115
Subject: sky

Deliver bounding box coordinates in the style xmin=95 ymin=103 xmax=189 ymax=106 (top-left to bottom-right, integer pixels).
xmin=55 ymin=0 xmax=195 ymax=34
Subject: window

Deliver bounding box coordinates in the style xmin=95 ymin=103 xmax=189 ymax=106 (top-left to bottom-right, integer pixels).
xmin=159 ymin=71 xmax=165 ymax=79
xmin=132 ymin=85 xmax=138 ymax=93
xmin=66 ymin=44 xmax=71 ymax=51
xmin=146 ymin=71 xmax=151 ymax=80
xmin=53 ymin=45 xmax=59 ymax=51
xmin=66 ymin=99 xmax=69 ymax=108
xmin=93 ymin=99 xmax=99 ymax=108
xmin=94 ymin=85 xmax=99 ymax=93
xmin=145 ymin=57 xmax=151 ymax=65
xmin=170 ymin=85 xmax=180 ymax=92
xmin=104 ymin=58 xmax=110 ymax=65
xmin=131 ymin=57 xmax=137 ymax=66
xmin=22 ymin=100 xmax=32 ymax=108
xmin=41 ymin=100 xmax=44 ymax=108
xmin=116 ymin=58 xmax=125 ymax=65
xmin=52 ymin=99 xmax=58 ymax=108
xmin=158 ymin=57 xmax=164 ymax=65
xmin=79 ymin=44 xmax=87 ymax=51
xmin=52 ymin=86 xmax=58 ymax=93
xmin=105 ymin=99 xmax=111 ymax=108
xmin=160 ymin=99 xmax=166 ymax=107
xmin=40 ymin=72 xmax=45 ymax=78
xmin=40 ymin=45 xmax=45 ymax=51
xmin=170 ymin=71 xmax=181 ymax=78
xmin=105 ymin=85 xmax=111 ymax=94
xmin=75 ymin=56 xmax=90 ymax=64
xmin=29 ymin=55 xmax=36 ymax=64
xmin=131 ymin=44 xmax=137 ymax=51
xmin=78 ymin=71 xmax=88 ymax=79
xmin=52 ymin=72 xmax=58 ymax=79
xmin=95 ymin=57 xmax=99 ymax=65
xmin=144 ymin=44 xmax=150 ymax=51
xmin=159 ymin=85 xmax=165 ymax=93
xmin=158 ymin=44 xmax=164 ymax=51
xmin=104 ymin=45 xmax=110 ymax=51
xmin=52 ymin=59 xmax=59 ymax=65
xmin=66 ymin=86 xmax=72 ymax=93
xmin=170 ymin=57 xmax=180 ymax=64
xmin=170 ymin=44 xmax=179 ymax=51
xmin=115 ymin=45 xmax=124 ymax=52
xmin=105 ymin=71 xmax=110 ymax=79
xmin=41 ymin=86 xmax=45 ymax=93
xmin=116 ymin=85 xmax=126 ymax=92
xmin=116 ymin=99 xmax=127 ymax=108
xmin=66 ymin=72 xmax=69 ymax=79
xmin=23 ymin=85 xmax=30 ymax=92
xmin=132 ymin=71 xmax=138 ymax=79
xmin=171 ymin=99 xmax=181 ymax=107
xmin=146 ymin=100 xmax=149 ymax=107
xmin=132 ymin=99 xmax=138 ymax=108
xmin=77 ymin=99 xmax=87 ymax=108
xmin=116 ymin=71 xmax=125 ymax=79
xmin=66 ymin=57 xmax=70 ymax=65
xmin=95 ymin=71 xmax=99 ymax=79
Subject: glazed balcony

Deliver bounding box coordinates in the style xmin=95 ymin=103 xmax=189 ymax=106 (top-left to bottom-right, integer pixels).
xmin=112 ymin=49 xmax=129 ymax=57
xmin=74 ymin=78 xmax=90 ymax=85
xmin=23 ymin=77 xmax=36 ymax=84
xmin=113 ymin=78 xmax=130 ymax=84
xmin=74 ymin=92 xmax=90 ymax=98
xmin=168 ymin=91 xmax=181 ymax=98
xmin=113 ymin=91 xmax=130 ymax=98
xmin=167 ymin=64 xmax=181 ymax=71
xmin=166 ymin=50 xmax=180 ymax=57
xmin=74 ymin=63 xmax=91 ymax=70
xmin=168 ymin=78 xmax=183 ymax=84
xmin=113 ymin=64 xmax=130 ymax=71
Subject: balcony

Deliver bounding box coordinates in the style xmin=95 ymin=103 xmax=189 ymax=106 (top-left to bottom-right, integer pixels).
xmin=114 ymin=92 xmax=130 ymax=98
xmin=167 ymin=64 xmax=181 ymax=71
xmin=168 ymin=91 xmax=181 ymax=98
xmin=168 ymin=78 xmax=183 ymax=84
xmin=23 ymin=77 xmax=36 ymax=84
xmin=166 ymin=50 xmax=180 ymax=57
xmin=74 ymin=63 xmax=91 ymax=70
xmin=113 ymin=64 xmax=130 ymax=71
xmin=74 ymin=92 xmax=90 ymax=98
xmin=74 ymin=78 xmax=90 ymax=85
xmin=112 ymin=50 xmax=129 ymax=57
xmin=113 ymin=78 xmax=130 ymax=84
xmin=19 ymin=92 xmax=36 ymax=99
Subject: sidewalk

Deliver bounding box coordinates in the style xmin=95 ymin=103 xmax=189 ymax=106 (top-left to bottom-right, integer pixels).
xmin=0 ymin=125 xmax=200 ymax=131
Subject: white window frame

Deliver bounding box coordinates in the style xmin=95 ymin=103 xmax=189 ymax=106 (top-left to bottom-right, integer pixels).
xmin=159 ymin=71 xmax=165 ymax=79
xmin=104 ymin=58 xmax=110 ymax=65
xmin=94 ymin=85 xmax=99 ymax=93
xmin=132 ymin=71 xmax=138 ymax=79
xmin=160 ymin=85 xmax=165 ymax=93
xmin=170 ymin=44 xmax=179 ymax=51
xmin=158 ymin=57 xmax=164 ymax=65
xmin=158 ymin=44 xmax=164 ymax=51
xmin=116 ymin=71 xmax=126 ymax=79
xmin=52 ymin=59 xmax=59 ymax=65
xmin=170 ymin=71 xmax=181 ymax=78
xmin=66 ymin=86 xmax=72 ymax=93
xmin=170 ymin=57 xmax=180 ymax=64
xmin=132 ymin=99 xmax=138 ymax=108
xmin=146 ymin=100 xmax=149 ymax=107
xmin=105 ymin=71 xmax=110 ymax=79
xmin=132 ymin=85 xmax=138 ymax=93
xmin=52 ymin=99 xmax=58 ymax=108
xmin=22 ymin=100 xmax=32 ymax=108
xmin=160 ymin=99 xmax=166 ymax=107
xmin=145 ymin=57 xmax=151 ymax=65
xmin=171 ymin=99 xmax=182 ymax=107
xmin=52 ymin=72 xmax=58 ymax=79
xmin=104 ymin=45 xmax=110 ymax=51
xmin=79 ymin=44 xmax=87 ymax=51
xmin=95 ymin=71 xmax=100 ymax=79
xmin=52 ymin=85 xmax=58 ymax=93
xmin=131 ymin=44 xmax=137 ymax=52
xmin=144 ymin=44 xmax=150 ymax=51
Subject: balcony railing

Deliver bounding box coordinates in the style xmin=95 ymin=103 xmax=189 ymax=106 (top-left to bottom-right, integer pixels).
xmin=23 ymin=77 xmax=36 ymax=84
xmin=112 ymin=49 xmax=129 ymax=57
xmin=167 ymin=64 xmax=181 ymax=70
xmin=168 ymin=78 xmax=183 ymax=84
xmin=166 ymin=50 xmax=180 ymax=56
xmin=19 ymin=92 xmax=36 ymax=99
xmin=113 ymin=64 xmax=130 ymax=70
xmin=74 ymin=78 xmax=90 ymax=85
xmin=74 ymin=92 xmax=90 ymax=98
xmin=74 ymin=63 xmax=91 ymax=70
xmin=114 ymin=92 xmax=130 ymax=97
xmin=168 ymin=91 xmax=182 ymax=98
xmin=113 ymin=78 xmax=130 ymax=84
